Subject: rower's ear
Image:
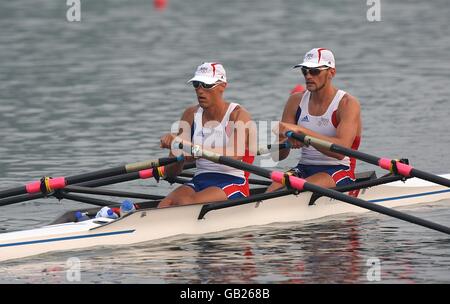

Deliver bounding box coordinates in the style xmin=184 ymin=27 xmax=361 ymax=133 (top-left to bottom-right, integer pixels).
xmin=329 ymin=68 xmax=336 ymax=79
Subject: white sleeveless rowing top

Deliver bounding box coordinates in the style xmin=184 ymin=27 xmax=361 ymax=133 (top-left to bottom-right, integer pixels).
xmin=192 ymin=103 xmax=245 ymax=178
xmin=296 ymin=90 xmax=352 ymax=166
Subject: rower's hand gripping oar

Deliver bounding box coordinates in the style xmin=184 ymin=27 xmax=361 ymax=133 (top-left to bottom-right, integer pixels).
xmin=285 ymin=131 xmax=450 ymax=188
xmin=174 ymin=140 xmax=450 ymax=235
xmin=0 ymin=156 xmax=184 ymax=200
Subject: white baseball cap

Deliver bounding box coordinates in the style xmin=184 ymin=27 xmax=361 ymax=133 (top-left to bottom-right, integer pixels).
xmin=187 ymin=62 xmax=227 ymax=84
xmin=293 ymin=48 xmax=335 ymax=69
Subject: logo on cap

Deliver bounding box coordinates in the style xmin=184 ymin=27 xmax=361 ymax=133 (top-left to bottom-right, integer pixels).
xmin=188 ymin=62 xmax=227 ymax=84
xmin=294 ymin=48 xmax=336 ymax=69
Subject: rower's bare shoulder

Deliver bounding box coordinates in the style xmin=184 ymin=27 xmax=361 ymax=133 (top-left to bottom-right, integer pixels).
xmin=230 ymin=104 xmax=252 ymax=122
xmin=281 ymin=91 xmax=304 ymax=122
xmin=340 ymin=93 xmax=360 ymax=109
xmin=286 ymin=91 xmax=304 ymax=109
xmin=181 ymin=105 xmax=199 ymax=121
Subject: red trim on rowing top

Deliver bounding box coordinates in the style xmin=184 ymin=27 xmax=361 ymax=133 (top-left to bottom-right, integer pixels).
xmin=331 ymin=110 xmax=338 ymax=128
xmin=242 ymin=149 xmax=255 ymax=195
xmin=349 ymin=136 xmax=361 ymax=177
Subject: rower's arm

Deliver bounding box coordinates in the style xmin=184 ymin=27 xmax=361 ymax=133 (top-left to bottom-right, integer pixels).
xmin=162 ymin=107 xmax=196 ymax=177
xmin=227 ymin=106 xmax=256 ymax=160
xmin=273 ymin=93 xmax=303 ymax=161
xmin=280 ymin=95 xmax=361 ymax=160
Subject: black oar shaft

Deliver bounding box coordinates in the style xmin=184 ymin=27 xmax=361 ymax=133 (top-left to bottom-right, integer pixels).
xmin=0 ymin=187 xmax=27 ymax=201
xmin=63 ymin=186 xmax=164 ymax=200
xmin=0 ymin=156 xmax=182 ymax=200
xmin=179 ymin=142 xmax=450 ymax=235
xmin=77 ymin=172 xmax=143 ymax=188
xmin=219 ymin=155 xmax=271 ymax=179
xmin=330 ymin=143 xmax=380 ymax=165
xmin=305 ymin=183 xmax=450 ymax=235
xmin=289 ymin=132 xmax=381 ymax=165
xmin=0 ymin=193 xmax=44 ymax=207
xmin=411 ymin=168 xmax=450 ymax=188
xmin=287 ymin=132 xmax=450 ymax=188
xmin=64 ymin=167 xmax=127 ymax=185
xmin=57 ymin=192 xmax=114 ymax=207
xmin=218 ymin=155 xmax=449 ymax=233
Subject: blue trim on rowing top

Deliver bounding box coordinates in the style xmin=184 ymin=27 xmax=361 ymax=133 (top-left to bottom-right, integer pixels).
xmin=0 ymin=229 xmax=135 ymax=248
xmin=367 ymin=189 xmax=450 ymax=203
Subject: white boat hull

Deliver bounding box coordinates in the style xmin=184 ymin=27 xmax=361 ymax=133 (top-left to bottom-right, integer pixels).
xmin=1 ymin=175 xmax=450 ymax=262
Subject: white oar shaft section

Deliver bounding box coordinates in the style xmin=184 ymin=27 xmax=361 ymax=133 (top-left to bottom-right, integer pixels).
xmin=257 ymin=142 xmax=291 ymax=155
xmin=286 ymin=131 xmax=450 ymax=188
xmin=175 ymin=140 xmax=450 ymax=235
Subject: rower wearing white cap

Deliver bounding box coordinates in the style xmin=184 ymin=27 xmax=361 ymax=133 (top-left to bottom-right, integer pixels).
xmin=158 ymin=62 xmax=255 ymax=207
xmin=268 ymin=48 xmax=362 ymax=191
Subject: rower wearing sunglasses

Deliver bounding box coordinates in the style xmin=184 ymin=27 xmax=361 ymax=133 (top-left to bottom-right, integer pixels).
xmin=158 ymin=62 xmax=255 ymax=207
xmin=267 ymin=48 xmax=362 ymax=191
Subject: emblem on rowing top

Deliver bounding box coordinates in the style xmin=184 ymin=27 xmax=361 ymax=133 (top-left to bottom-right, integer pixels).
xmin=317 ymin=117 xmax=329 ymax=127
xmin=301 ymin=115 xmax=309 ymax=122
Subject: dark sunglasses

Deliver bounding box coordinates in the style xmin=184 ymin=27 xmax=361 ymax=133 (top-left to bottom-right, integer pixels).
xmin=301 ymin=66 xmax=329 ymax=76
xmin=192 ymin=81 xmax=220 ymax=90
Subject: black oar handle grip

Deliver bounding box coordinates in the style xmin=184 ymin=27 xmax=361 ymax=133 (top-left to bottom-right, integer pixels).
xmin=286 ymin=131 xmax=304 ymax=142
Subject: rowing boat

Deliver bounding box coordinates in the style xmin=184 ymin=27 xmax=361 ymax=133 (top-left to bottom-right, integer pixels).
xmin=1 ymin=172 xmax=450 ymax=262
xmin=1 ymin=134 xmax=449 ymax=262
